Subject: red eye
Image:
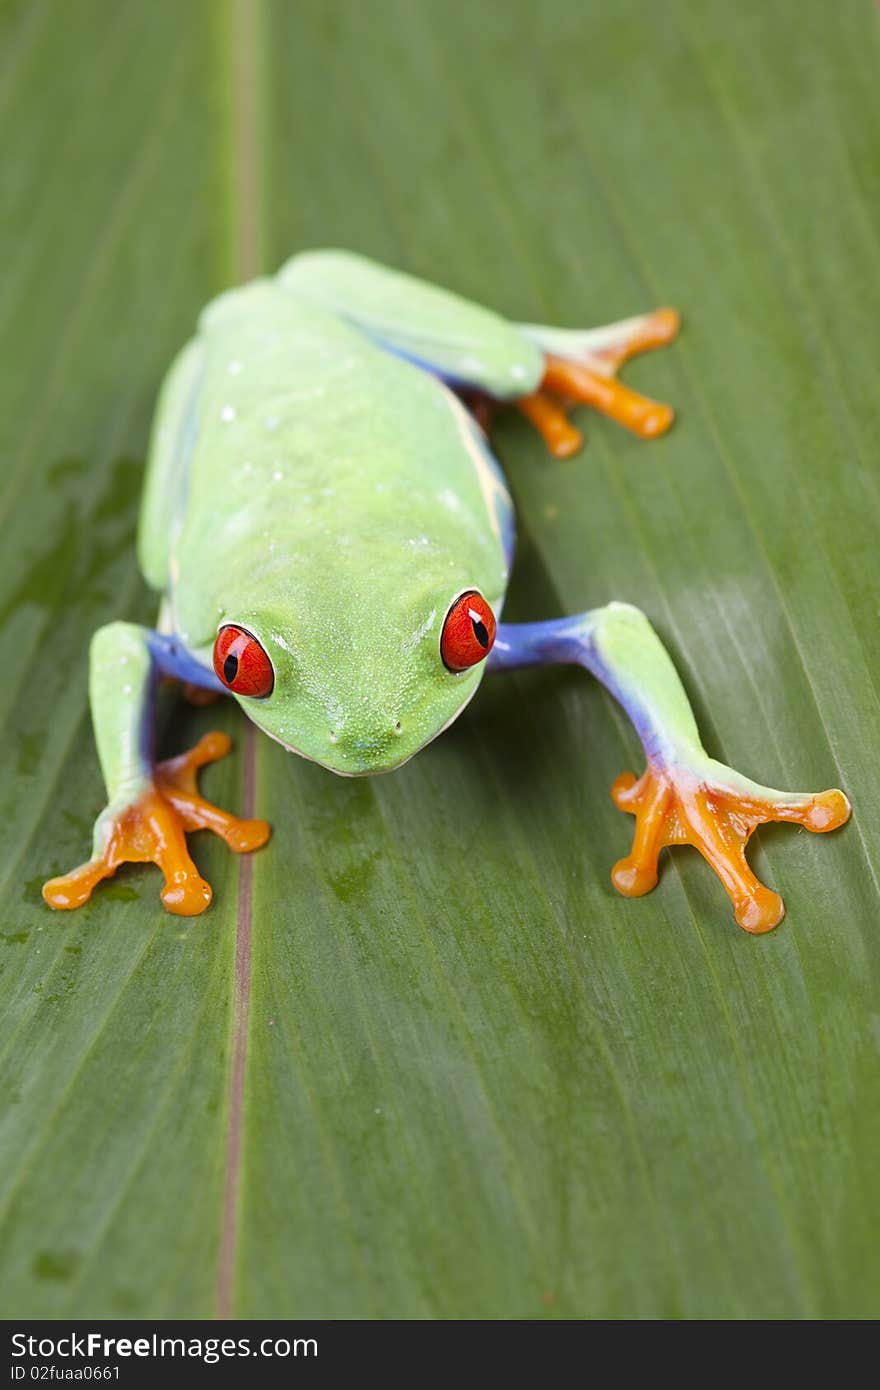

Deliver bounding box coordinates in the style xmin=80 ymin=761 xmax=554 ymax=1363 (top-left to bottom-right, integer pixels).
xmin=440 ymin=590 xmax=496 ymax=671
xmin=213 ymin=625 xmax=274 ymax=698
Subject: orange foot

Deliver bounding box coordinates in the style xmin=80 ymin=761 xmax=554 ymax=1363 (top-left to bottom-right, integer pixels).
xmin=517 ymin=307 xmax=680 ymax=458
xmin=182 ymin=682 xmax=222 ymax=707
xmin=610 ymin=760 xmax=850 ymax=933
xmin=42 ymin=732 xmax=269 ymax=917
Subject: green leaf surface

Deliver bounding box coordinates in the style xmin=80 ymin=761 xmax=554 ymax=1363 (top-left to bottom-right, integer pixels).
xmin=1 ymin=0 xmax=878 ymax=1319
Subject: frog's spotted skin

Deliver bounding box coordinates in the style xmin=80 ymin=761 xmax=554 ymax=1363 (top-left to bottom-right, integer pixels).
xmin=164 ymin=288 xmax=510 ymax=773
xmin=42 ymin=252 xmax=851 ymax=931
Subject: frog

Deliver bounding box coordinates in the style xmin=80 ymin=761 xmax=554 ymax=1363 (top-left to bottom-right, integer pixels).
xmin=42 ymin=250 xmax=851 ymax=932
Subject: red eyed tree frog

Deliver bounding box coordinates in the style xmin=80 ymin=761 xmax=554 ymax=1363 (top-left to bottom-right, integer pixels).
xmin=42 ymin=251 xmax=850 ymax=932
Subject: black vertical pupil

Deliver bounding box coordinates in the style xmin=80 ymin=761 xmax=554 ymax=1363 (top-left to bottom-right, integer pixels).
xmin=471 ymin=616 xmax=489 ymax=648
xmin=223 ymin=653 xmax=239 ymax=684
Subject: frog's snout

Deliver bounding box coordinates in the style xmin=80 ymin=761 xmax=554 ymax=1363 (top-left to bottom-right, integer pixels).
xmin=329 ymin=717 xmax=397 ymax=750
xmin=322 ymin=711 xmax=410 ymax=774
xmin=332 ymin=723 xmax=400 ymax=753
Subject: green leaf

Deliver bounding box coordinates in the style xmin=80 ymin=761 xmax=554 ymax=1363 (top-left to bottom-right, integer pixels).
xmin=1 ymin=0 xmax=878 ymax=1319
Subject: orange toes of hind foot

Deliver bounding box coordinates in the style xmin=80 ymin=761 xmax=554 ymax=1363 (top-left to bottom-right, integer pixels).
xmin=182 ymin=682 xmax=222 ymax=707
xmin=632 ymin=307 xmax=681 ymax=352
xmin=515 ymin=306 xmax=681 ymax=458
xmin=516 ymin=392 xmax=584 ymax=458
xmin=637 ymin=401 xmax=675 ymax=439
xmin=541 ymin=356 xmax=676 ymax=442
xmin=42 ymin=732 xmax=271 ymax=916
xmin=608 ymin=761 xmax=850 ymax=934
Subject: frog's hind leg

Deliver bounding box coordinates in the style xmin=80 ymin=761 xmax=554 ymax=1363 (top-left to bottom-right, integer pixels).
xmin=277 ymin=249 xmax=545 ymax=399
xmin=516 ymin=309 xmax=680 ymax=456
xmin=488 ymin=605 xmax=850 ymax=932
xmin=42 ymin=624 xmax=269 ymax=916
xmin=137 ymin=338 xmax=204 ymax=592
xmin=277 ymin=250 xmax=680 ymax=459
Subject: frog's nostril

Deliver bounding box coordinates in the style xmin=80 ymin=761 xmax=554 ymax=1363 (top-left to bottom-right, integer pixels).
xmin=329 ymin=718 xmax=402 ymax=754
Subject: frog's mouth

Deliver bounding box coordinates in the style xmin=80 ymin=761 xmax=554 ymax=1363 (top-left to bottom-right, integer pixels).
xmin=246 ymin=681 xmax=481 ymax=778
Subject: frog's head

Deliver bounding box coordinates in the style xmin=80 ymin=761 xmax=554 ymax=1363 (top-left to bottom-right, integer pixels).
xmin=210 ymin=584 xmax=499 ymax=776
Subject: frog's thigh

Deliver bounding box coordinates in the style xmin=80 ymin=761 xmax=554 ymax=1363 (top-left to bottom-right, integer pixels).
xmin=137 ymin=337 xmax=204 ymax=591
xmin=277 ymin=249 xmax=544 ymax=399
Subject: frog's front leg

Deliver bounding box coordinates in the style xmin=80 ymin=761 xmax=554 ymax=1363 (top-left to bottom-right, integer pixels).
xmin=489 ymin=606 xmax=850 ymax=932
xmin=42 ymin=623 xmax=269 ymax=916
